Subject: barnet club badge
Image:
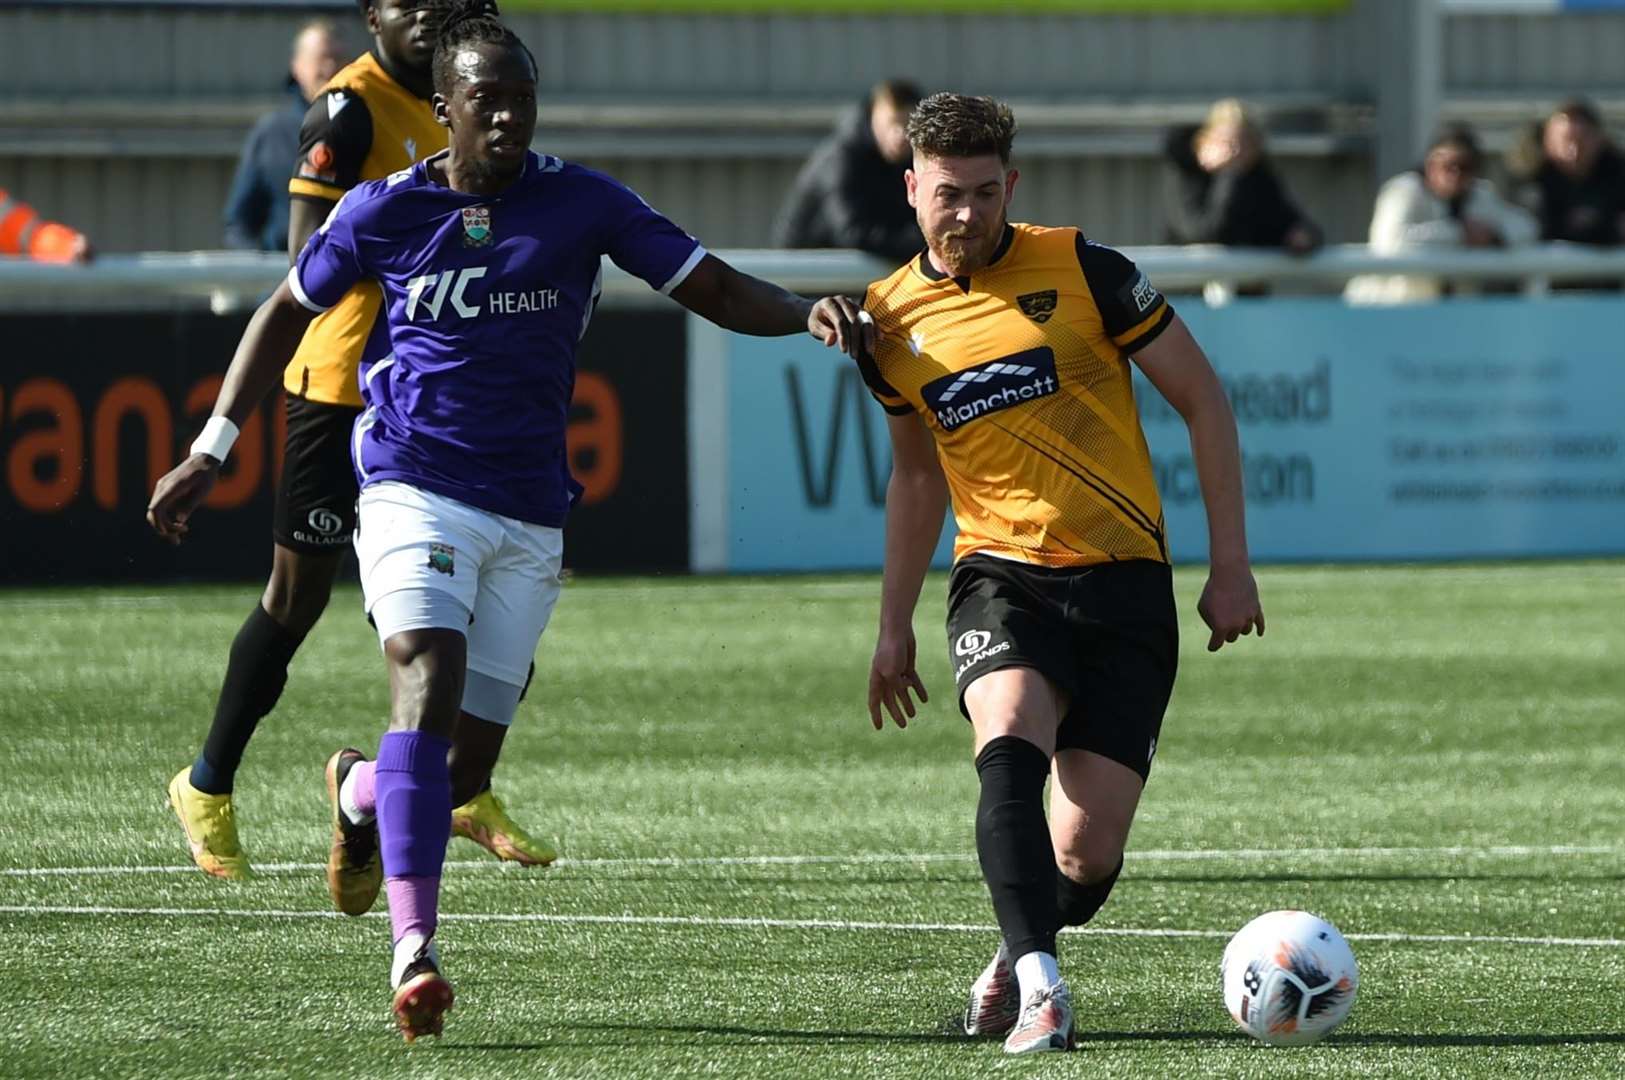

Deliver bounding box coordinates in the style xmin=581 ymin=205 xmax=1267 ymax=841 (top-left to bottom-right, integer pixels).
xmin=427 ymin=543 xmax=456 ymax=576
xmin=461 ymin=206 xmax=493 ymax=248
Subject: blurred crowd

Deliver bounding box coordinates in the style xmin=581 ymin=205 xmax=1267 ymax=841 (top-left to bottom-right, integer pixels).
xmin=9 ymin=20 xmax=1625 ymax=303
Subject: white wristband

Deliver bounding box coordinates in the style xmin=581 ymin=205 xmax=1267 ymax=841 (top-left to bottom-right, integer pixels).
xmin=190 ymin=416 xmax=240 ymax=463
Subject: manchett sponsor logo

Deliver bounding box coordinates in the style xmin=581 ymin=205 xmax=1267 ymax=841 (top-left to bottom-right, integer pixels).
xmin=922 ymin=347 xmax=1059 ymax=432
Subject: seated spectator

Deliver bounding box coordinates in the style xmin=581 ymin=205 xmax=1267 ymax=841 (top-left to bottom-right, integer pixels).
xmin=1519 ymin=98 xmax=1625 ymax=247
xmin=0 ymin=189 xmax=91 ymax=263
xmin=772 ymin=79 xmax=925 ymax=263
xmin=223 ymin=19 xmax=349 ymax=252
xmin=1163 ymin=98 xmax=1321 ymax=253
xmin=1346 ymin=124 xmax=1538 ymax=305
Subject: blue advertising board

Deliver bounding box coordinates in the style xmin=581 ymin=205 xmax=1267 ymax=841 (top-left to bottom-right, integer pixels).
xmin=688 ymin=299 xmax=1625 ymax=572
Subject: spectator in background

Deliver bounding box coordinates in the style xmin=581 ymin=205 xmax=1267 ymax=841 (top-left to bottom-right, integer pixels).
xmin=0 ymin=189 xmax=91 ymax=263
xmin=1517 ymin=99 xmax=1625 ymax=248
xmin=223 ymin=20 xmax=350 ymax=251
xmin=773 ymin=79 xmax=925 ymax=262
xmin=1163 ymin=99 xmax=1321 ymax=254
xmin=1346 ymin=124 xmax=1538 ymax=305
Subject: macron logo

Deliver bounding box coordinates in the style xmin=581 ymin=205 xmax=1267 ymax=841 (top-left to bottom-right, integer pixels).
xmin=327 ymin=92 xmax=348 ymax=120
xmin=922 ymin=347 xmax=1060 ymax=432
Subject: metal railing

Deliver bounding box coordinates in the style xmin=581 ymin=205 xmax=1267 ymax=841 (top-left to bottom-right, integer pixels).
xmin=3 ymin=244 xmax=1625 ymax=312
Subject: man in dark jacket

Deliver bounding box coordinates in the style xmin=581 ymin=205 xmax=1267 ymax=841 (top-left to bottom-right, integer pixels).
xmin=223 ymin=20 xmax=350 ymax=251
xmin=1163 ymin=99 xmax=1319 ymax=252
xmin=773 ymin=79 xmax=925 ymax=262
xmin=1519 ymin=99 xmax=1625 ymax=248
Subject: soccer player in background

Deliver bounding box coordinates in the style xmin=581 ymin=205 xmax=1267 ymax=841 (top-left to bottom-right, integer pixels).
xmin=857 ymin=94 xmax=1264 ymax=1054
xmin=166 ymin=0 xmax=553 ymax=883
xmin=148 ymin=1 xmax=873 ymax=1040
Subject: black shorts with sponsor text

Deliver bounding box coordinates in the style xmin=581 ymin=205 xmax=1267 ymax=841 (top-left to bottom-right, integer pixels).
xmin=273 ymin=395 xmax=361 ymax=553
xmin=946 ymin=554 xmax=1178 ymax=781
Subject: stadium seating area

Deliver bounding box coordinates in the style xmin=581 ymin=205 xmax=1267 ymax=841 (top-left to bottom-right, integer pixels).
xmin=6 ymin=1 xmax=1625 ymax=251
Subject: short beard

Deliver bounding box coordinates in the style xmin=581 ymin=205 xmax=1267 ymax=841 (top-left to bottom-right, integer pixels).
xmin=461 ymin=152 xmax=525 ymax=190
xmin=928 ymin=224 xmax=1000 ymax=278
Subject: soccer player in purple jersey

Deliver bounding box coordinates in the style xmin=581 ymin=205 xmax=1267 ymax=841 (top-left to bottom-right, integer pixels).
xmin=147 ymin=0 xmax=873 ymax=1042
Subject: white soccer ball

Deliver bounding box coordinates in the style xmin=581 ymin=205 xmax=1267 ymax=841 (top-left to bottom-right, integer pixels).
xmin=1220 ymin=910 xmax=1358 ymax=1046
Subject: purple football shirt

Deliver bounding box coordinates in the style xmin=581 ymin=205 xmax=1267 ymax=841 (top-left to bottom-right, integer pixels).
xmin=290 ymin=151 xmax=705 ymax=526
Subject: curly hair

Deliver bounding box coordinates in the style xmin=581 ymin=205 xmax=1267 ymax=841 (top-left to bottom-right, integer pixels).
xmin=906 ymin=93 xmax=1017 ymax=164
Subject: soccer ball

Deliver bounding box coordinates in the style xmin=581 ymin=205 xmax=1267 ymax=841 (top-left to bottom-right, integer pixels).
xmin=1220 ymin=910 xmax=1358 ymax=1046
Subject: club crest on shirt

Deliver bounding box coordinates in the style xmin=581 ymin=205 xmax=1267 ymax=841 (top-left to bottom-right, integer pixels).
xmin=427 ymin=543 xmax=456 ymax=576
xmin=1016 ymin=289 xmax=1058 ymax=323
xmin=461 ymin=206 xmax=493 ymax=248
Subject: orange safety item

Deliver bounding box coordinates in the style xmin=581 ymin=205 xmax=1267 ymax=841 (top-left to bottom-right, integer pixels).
xmin=0 ymin=189 xmax=87 ymax=263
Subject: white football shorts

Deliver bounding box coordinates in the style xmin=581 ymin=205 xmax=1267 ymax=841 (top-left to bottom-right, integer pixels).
xmin=353 ymin=481 xmax=564 ymax=723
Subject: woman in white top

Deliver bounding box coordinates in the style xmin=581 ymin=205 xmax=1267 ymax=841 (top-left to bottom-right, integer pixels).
xmin=1346 ymin=125 xmax=1538 ymax=304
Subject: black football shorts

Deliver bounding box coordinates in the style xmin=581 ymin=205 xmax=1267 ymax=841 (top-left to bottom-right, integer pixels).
xmin=273 ymin=395 xmax=361 ymax=554
xmin=946 ymin=554 xmax=1178 ymax=780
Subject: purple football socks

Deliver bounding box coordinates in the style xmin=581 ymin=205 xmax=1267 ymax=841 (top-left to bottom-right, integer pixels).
xmin=374 ymin=730 xmax=453 ymax=943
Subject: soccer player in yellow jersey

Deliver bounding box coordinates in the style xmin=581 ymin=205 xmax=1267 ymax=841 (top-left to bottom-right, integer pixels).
xmin=165 ymin=0 xmax=550 ymax=884
xmin=858 ymin=94 xmax=1265 ymax=1055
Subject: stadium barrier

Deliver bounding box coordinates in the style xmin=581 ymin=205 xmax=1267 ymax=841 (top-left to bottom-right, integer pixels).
xmin=3 ymin=246 xmax=1624 ymax=581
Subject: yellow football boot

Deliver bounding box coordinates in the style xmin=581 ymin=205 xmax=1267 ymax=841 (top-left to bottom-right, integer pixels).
xmin=451 ymin=789 xmax=556 ymax=866
xmin=165 ymin=767 xmax=251 ymax=881
xmin=324 ymin=748 xmax=384 ymax=916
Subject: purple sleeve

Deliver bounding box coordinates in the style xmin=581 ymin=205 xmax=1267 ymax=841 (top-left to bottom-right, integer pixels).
xmin=289 ymin=192 xmax=368 ymax=312
xmin=598 ymin=177 xmax=706 ymax=295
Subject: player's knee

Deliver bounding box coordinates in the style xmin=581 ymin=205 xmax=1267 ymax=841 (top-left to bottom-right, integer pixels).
xmin=1056 ymin=855 xmax=1123 ymax=928
xmin=383 ymin=631 xmax=465 ymax=737
xmin=1054 ymin=842 xmax=1122 ymax=886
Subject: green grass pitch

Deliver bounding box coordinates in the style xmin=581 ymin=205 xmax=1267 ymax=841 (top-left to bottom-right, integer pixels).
xmin=3 ymin=563 xmax=1623 ymax=1078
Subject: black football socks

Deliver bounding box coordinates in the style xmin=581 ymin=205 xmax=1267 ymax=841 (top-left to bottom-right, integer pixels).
xmin=189 ymin=604 xmax=305 ymax=795
xmin=974 ymin=734 xmax=1059 ymax=959
xmin=1056 ymin=856 xmax=1123 ymax=928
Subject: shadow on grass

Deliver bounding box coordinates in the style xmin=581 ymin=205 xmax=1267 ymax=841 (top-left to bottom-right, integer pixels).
xmin=1139 ymin=871 xmax=1625 ymax=884
xmin=442 ymin=1022 xmax=964 ymax=1052
xmin=441 ymin=1025 xmax=1625 ymax=1053
xmin=1329 ymin=1032 xmax=1625 ymax=1048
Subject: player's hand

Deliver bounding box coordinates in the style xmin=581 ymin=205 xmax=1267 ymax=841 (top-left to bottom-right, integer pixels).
xmin=1197 ymin=563 xmax=1265 ymax=652
xmin=809 ymin=296 xmax=876 ymax=359
xmin=147 ymin=454 xmax=220 ymax=545
xmin=868 ymin=628 xmax=929 ymax=729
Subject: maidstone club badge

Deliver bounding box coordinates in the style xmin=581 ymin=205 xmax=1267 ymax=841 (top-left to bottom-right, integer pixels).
xmin=461 ymin=206 xmax=493 ymax=248
xmin=427 ymin=543 xmax=456 ymax=576
xmin=1017 ymin=289 xmax=1058 ymax=323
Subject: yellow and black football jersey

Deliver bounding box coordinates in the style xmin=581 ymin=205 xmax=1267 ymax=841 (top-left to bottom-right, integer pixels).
xmin=860 ymin=222 xmax=1174 ymax=568
xmin=284 ymin=51 xmax=447 ymax=407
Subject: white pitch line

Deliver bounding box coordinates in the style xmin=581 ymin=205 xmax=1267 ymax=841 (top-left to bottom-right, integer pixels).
xmin=1 ymin=904 xmax=1621 ymax=950
xmin=1 ymin=843 xmax=1618 ymax=879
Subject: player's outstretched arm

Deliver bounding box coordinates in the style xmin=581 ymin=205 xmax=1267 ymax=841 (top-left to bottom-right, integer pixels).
xmin=146 ymin=280 xmax=319 ymax=544
xmin=1130 ymin=314 xmax=1265 ymax=652
xmin=668 ymin=253 xmax=874 ymax=357
xmin=869 ymin=411 xmax=947 ymax=729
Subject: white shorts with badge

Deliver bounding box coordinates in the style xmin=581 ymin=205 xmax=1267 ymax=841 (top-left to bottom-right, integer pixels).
xmin=354 ymin=481 xmax=564 ymax=708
